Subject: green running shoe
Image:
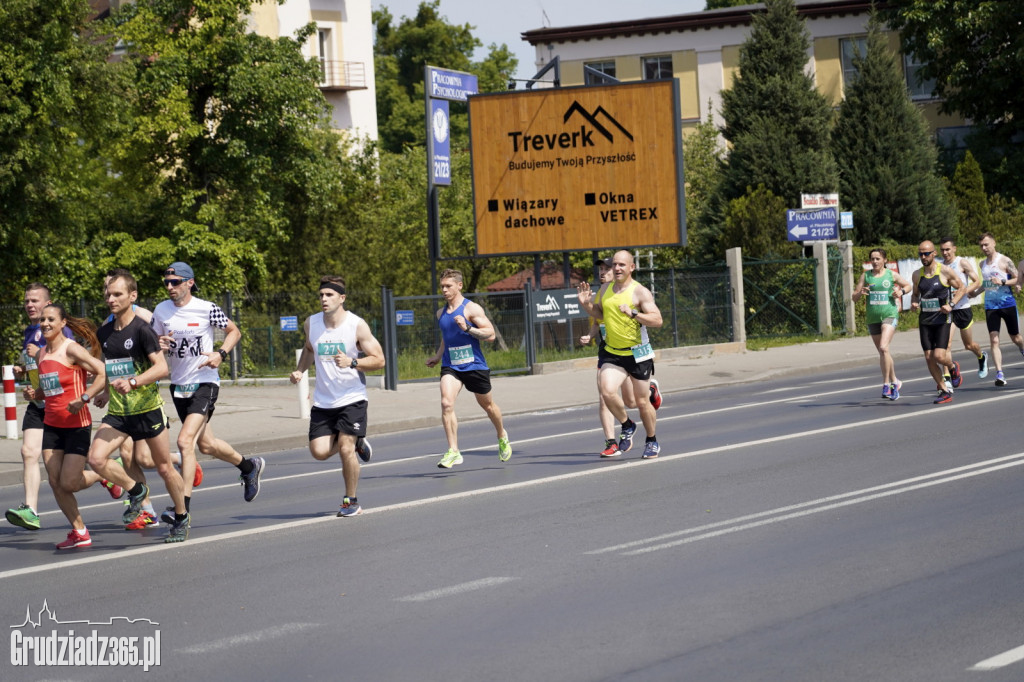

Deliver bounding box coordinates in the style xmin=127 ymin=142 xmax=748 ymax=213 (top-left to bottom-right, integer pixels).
xmin=6 ymin=504 xmax=41 ymax=530
xmin=437 ymin=448 xmax=463 ymax=469
xmin=164 ymin=513 xmax=190 ymax=543
xmin=498 ymin=432 xmax=512 ymax=462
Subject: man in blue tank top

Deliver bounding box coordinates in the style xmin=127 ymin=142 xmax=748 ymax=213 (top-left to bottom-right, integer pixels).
xmin=426 ymin=269 xmax=512 ymax=469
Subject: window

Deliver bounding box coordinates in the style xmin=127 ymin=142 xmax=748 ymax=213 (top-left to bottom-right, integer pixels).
xmin=643 ymin=55 xmax=673 ymax=80
xmin=904 ymin=52 xmax=937 ymax=100
xmin=584 ymin=60 xmax=616 ymax=85
xmin=317 ymin=28 xmax=331 ymax=81
xmin=839 ymin=37 xmax=867 ymax=89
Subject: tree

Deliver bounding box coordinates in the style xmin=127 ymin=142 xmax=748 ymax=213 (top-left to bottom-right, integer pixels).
xmin=713 ymin=0 xmax=838 ymax=252
xmin=681 ymin=106 xmax=725 ymax=262
xmin=948 ymin=151 xmax=990 ymax=241
xmin=831 ymin=15 xmax=951 ymax=246
xmin=373 ymin=1 xmax=517 ymax=153
xmin=718 ymin=185 xmax=798 ymax=259
xmin=106 ymin=0 xmax=344 ymax=295
xmin=884 ymin=0 xmax=1024 ymax=199
xmin=705 ymin=0 xmax=754 ymax=8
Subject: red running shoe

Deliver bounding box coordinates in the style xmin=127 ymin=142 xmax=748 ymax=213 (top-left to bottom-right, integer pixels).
xmin=193 ymin=461 xmax=204 ymax=488
xmin=649 ymin=378 xmax=663 ymax=410
xmin=56 ymin=528 xmax=91 ymax=549
xmin=600 ymin=440 xmax=620 ymax=458
xmin=102 ymin=480 xmax=124 ymax=500
xmin=124 ymin=511 xmax=158 ymax=530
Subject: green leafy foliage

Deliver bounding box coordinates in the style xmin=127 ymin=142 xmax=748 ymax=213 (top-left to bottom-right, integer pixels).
xmin=831 ymin=16 xmax=951 ymax=246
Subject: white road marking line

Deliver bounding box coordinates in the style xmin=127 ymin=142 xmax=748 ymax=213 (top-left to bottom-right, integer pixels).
xmin=0 ymin=392 xmax=1015 ymax=581
xmin=396 ymin=577 xmax=518 ymax=602
xmin=968 ymin=643 xmax=1024 ymax=671
xmin=615 ymin=458 xmax=1024 ymax=556
xmin=175 ymin=623 xmax=319 ymax=654
xmin=587 ymin=453 xmax=1024 ymax=555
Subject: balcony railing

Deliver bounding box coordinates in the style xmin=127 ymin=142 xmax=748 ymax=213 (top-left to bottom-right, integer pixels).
xmin=318 ymin=60 xmax=367 ymax=91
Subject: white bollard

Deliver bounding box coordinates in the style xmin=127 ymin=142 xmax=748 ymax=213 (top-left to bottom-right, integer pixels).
xmin=295 ymin=349 xmax=310 ymax=419
xmin=3 ymin=365 xmax=18 ymax=440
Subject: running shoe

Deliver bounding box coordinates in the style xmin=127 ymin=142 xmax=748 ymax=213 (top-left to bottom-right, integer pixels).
xmin=124 ymin=511 xmax=158 ymax=530
xmin=642 ymin=440 xmax=661 ymax=459
xmin=56 ymin=528 xmax=91 ymax=549
xmin=5 ymin=504 xmax=40 ymax=530
xmin=241 ymin=456 xmax=265 ymax=502
xmin=600 ymin=439 xmax=620 ymax=458
xmin=125 ymin=483 xmax=149 ymax=524
xmin=101 ymin=479 xmax=124 ymax=500
xmin=193 ymin=460 xmax=204 ymax=488
xmin=933 ymin=390 xmax=953 ymax=404
xmin=498 ymin=432 xmax=512 ymax=462
xmin=356 ymin=437 xmax=372 ymax=463
xmin=337 ymin=496 xmax=362 ymax=517
xmin=618 ymin=421 xmax=636 ymax=453
xmin=995 ymin=370 xmax=1007 ymax=387
xmin=160 ymin=507 xmax=176 ymax=525
xmin=649 ymin=378 xmax=663 ymax=410
xmin=437 ymin=448 xmax=463 ymax=469
xmin=164 ymin=513 xmax=190 ymax=543
xmin=881 ymin=383 xmax=891 ymax=399
xmin=889 ymin=379 xmax=901 ymax=401
xmin=950 ymin=361 xmax=962 ymax=389
xmin=978 ymin=351 xmax=988 ymax=379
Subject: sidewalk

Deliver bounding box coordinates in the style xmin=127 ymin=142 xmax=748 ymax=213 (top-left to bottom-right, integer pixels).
xmin=0 ymin=330 xmax=928 ymax=488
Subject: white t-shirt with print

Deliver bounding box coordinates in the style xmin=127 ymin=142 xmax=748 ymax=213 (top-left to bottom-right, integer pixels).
xmin=152 ymin=297 xmax=231 ymax=387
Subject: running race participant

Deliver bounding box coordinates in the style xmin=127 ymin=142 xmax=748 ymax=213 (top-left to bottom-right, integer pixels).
xmin=289 ymin=276 xmax=385 ymax=516
xmin=939 ymin=237 xmax=988 ymax=379
xmin=581 ymin=256 xmax=662 ymax=455
xmin=852 ymin=248 xmax=913 ymax=400
xmin=26 ymin=305 xmax=116 ymax=549
xmin=972 ymin=233 xmax=1024 ymax=386
xmin=5 ymin=284 xmax=80 ymax=530
xmin=87 ymin=272 xmax=191 ymax=543
xmin=577 ymin=250 xmax=664 ymax=458
xmin=911 ymin=240 xmax=966 ymax=404
xmin=426 ymin=269 xmax=512 ymax=469
xmin=152 ymin=262 xmax=265 ymax=523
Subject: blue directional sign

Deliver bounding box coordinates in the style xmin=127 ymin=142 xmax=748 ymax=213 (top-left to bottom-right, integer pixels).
xmin=426 ymin=67 xmax=478 ymax=102
xmin=395 ymin=310 xmax=414 ymax=326
xmin=279 ymin=315 xmax=298 ymax=332
xmin=787 ymin=207 xmax=838 ymax=241
xmin=840 ymin=211 xmax=854 ymax=230
xmin=429 ymin=99 xmax=451 ymax=186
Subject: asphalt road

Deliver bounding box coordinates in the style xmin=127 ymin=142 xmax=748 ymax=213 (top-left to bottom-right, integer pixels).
xmin=3 ymin=362 xmax=1024 ymax=681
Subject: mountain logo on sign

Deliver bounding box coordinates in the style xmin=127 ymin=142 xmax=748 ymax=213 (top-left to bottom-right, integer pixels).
xmin=563 ymin=102 xmax=634 ymax=144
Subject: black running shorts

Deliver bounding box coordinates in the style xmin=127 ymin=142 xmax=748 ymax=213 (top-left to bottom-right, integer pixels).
xmin=309 ymin=401 xmax=368 ymax=440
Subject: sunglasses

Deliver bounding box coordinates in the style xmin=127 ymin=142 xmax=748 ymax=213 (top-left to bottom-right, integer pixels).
xmin=918 ymin=251 xmax=933 ymax=256
xmin=163 ymin=278 xmax=185 ymax=286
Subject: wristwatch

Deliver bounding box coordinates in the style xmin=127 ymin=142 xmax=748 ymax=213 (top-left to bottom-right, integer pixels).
xmin=128 ymin=378 xmax=138 ymax=389
xmin=218 ymin=349 xmax=229 ymax=361
xmin=631 ymin=309 xmax=639 ymax=319
xmin=351 ymin=358 xmax=359 ymax=369
xmin=81 ymin=393 xmax=91 ymax=404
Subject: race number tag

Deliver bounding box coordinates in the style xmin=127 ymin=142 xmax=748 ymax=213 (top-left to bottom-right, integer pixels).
xmin=631 ymin=343 xmax=655 ymax=362
xmin=317 ymin=341 xmax=346 ymax=357
xmin=173 ymin=383 xmax=199 ymax=399
xmin=921 ymin=298 xmax=941 ymax=311
xmin=105 ymin=358 xmax=135 ymax=380
xmin=448 ymin=344 xmax=474 ymax=365
xmin=869 ymin=291 xmax=889 ymax=305
xmin=39 ymin=372 xmax=63 ymax=397
xmin=984 ymin=278 xmax=1001 ymax=289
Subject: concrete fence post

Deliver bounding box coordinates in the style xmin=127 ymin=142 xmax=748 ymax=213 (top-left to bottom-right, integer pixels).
xmin=726 ymin=247 xmax=746 ymax=343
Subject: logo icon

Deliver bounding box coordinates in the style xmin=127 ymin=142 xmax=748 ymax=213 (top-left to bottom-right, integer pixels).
xmin=563 ymin=101 xmax=634 ymax=143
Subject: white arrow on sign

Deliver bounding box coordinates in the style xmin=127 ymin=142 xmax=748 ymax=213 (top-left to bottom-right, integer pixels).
xmin=790 ymin=225 xmax=809 ymax=239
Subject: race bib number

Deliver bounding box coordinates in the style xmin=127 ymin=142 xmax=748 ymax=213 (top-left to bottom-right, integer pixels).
xmin=448 ymin=344 xmax=474 ymax=365
xmin=23 ymin=354 xmax=38 ymax=372
xmin=317 ymin=341 xmax=346 ymax=357
xmin=39 ymin=372 xmax=63 ymax=397
xmin=631 ymin=342 xmax=655 ymax=362
xmin=921 ymin=298 xmax=941 ymax=311
xmin=984 ymin=278 xmax=1002 ymax=289
xmin=869 ymin=291 xmax=889 ymax=305
xmin=105 ymin=358 xmax=135 ymax=380
xmin=173 ymin=383 xmax=199 ymax=399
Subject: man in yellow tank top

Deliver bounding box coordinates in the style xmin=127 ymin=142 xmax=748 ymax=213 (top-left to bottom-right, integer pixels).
xmin=577 ymin=250 xmax=663 ymax=458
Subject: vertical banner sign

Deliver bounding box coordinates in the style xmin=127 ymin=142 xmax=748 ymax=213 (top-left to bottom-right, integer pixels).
xmin=467 ymin=80 xmax=686 ymax=256
xmin=429 ymin=99 xmax=451 ymax=186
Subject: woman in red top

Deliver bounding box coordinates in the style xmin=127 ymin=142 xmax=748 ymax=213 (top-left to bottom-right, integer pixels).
xmin=24 ymin=304 xmax=111 ymax=549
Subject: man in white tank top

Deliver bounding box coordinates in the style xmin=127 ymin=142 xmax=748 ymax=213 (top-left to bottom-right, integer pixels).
xmin=938 ymin=237 xmax=988 ymax=379
xmin=290 ymin=276 xmax=385 ymax=517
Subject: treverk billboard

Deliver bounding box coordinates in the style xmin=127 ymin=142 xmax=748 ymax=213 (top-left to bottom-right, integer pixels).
xmin=468 ymin=80 xmax=686 ymax=256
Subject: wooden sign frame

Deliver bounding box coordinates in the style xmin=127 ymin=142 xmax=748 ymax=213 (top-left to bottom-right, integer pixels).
xmin=468 ymin=80 xmax=686 ymax=256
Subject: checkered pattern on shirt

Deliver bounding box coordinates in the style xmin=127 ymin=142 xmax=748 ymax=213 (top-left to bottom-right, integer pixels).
xmin=209 ymin=304 xmax=230 ymax=329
